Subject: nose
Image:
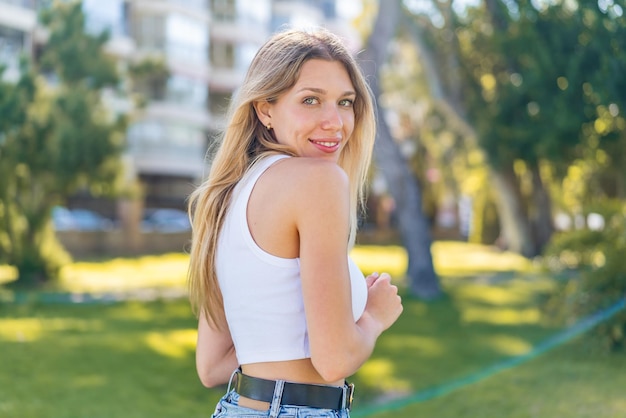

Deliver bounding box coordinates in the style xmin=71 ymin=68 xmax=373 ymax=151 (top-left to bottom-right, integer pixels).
xmin=321 ymin=104 xmax=343 ymax=131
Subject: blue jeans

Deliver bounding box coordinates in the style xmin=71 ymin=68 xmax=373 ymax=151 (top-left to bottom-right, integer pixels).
xmin=210 ymin=371 xmax=350 ymax=418
xmin=211 ymin=391 xmax=350 ymax=418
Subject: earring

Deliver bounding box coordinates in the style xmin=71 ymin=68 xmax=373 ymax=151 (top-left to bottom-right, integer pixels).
xmin=266 ymin=123 xmax=271 ymax=130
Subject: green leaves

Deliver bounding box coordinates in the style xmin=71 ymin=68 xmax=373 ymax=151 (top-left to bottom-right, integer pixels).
xmin=0 ymin=2 xmax=125 ymax=282
xmin=39 ymin=2 xmax=118 ymax=88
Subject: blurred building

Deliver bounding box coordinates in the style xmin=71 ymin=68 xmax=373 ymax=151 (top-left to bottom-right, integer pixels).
xmin=0 ymin=1 xmax=40 ymax=82
xmin=0 ymin=0 xmax=357 ymax=219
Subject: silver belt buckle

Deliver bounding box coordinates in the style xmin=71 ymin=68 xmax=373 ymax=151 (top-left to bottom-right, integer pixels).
xmin=343 ymin=383 xmax=355 ymax=410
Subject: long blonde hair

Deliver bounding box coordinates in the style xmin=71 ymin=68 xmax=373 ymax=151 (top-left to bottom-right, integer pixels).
xmin=188 ymin=27 xmax=376 ymax=328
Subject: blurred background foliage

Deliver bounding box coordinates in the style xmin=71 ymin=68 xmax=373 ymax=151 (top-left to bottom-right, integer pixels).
xmin=0 ymin=3 xmax=125 ymax=284
xmin=362 ymin=0 xmax=626 ymax=351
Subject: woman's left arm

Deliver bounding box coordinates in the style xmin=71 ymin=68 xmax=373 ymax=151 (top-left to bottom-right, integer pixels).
xmin=195 ymin=312 xmax=238 ymax=387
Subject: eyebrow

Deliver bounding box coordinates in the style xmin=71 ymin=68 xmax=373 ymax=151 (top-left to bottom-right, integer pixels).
xmin=297 ymin=87 xmax=356 ymax=97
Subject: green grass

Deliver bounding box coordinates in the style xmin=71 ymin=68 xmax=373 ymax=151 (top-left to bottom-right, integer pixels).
xmin=1 ymin=241 xmax=624 ymax=417
xmin=0 ymin=300 xmax=216 ymax=418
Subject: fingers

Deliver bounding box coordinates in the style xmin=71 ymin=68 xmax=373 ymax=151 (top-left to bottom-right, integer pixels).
xmin=364 ymin=271 xmax=403 ymax=331
xmin=371 ymin=273 xmax=392 ymax=288
xmin=365 ymin=272 xmax=379 ymax=288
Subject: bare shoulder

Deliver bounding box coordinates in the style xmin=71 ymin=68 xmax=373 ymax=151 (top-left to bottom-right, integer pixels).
xmin=269 ymin=157 xmax=349 ymax=195
xmin=258 ymin=157 xmax=349 ymax=221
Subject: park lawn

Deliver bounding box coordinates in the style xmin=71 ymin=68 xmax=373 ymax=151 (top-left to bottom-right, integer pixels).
xmin=0 ymin=300 xmax=217 ymax=418
xmin=362 ymin=340 xmax=626 ymax=418
xmin=0 ymin=287 xmax=553 ymax=418
xmin=0 ymin=241 xmax=622 ymax=417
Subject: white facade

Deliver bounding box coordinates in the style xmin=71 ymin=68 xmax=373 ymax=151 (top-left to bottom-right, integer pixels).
xmin=0 ymin=0 xmax=355 ymax=206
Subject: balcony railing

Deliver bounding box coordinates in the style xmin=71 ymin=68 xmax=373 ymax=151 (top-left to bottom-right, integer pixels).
xmin=0 ymin=0 xmax=37 ymax=9
xmin=173 ymin=0 xmax=207 ymax=10
xmin=127 ymin=124 xmax=207 ymax=177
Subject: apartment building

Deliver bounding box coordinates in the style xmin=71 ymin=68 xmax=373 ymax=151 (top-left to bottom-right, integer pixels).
xmin=0 ymin=1 xmax=39 ymax=82
xmin=1 ymin=0 xmax=353 ymax=215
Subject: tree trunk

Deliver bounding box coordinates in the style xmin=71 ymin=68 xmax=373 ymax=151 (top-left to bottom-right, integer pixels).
xmin=489 ymin=164 xmax=536 ymax=257
xmin=528 ymin=161 xmax=554 ymax=253
xmin=360 ymin=0 xmax=441 ymax=299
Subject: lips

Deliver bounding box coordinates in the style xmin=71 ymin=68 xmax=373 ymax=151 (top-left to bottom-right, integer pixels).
xmin=309 ymin=138 xmax=341 ymax=153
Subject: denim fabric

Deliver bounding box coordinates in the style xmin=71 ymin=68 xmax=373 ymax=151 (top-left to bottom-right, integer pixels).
xmin=210 ymin=390 xmax=350 ymax=418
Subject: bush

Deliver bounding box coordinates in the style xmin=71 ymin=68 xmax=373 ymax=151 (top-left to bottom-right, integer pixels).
xmin=543 ymin=201 xmax=626 ymax=352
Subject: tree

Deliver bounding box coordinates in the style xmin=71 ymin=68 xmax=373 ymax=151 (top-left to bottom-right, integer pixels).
xmin=360 ymin=0 xmax=441 ymax=299
xmin=0 ymin=2 xmax=124 ymax=285
xmin=399 ymin=0 xmax=625 ymax=257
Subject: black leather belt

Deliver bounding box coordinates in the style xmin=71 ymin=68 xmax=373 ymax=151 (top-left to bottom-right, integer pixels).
xmin=233 ymin=370 xmax=354 ymax=410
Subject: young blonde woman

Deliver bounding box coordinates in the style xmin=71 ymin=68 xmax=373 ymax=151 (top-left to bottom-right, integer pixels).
xmin=188 ymin=27 xmax=403 ymax=418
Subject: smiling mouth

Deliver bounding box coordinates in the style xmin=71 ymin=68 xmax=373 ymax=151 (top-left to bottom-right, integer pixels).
xmin=309 ymin=139 xmax=340 ymax=148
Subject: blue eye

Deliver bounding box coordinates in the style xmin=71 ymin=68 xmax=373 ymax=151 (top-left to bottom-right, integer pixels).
xmin=339 ymin=99 xmax=354 ymax=107
xmin=303 ymin=97 xmax=318 ymax=105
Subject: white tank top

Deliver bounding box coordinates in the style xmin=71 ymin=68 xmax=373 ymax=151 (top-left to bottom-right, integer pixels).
xmin=216 ymin=154 xmax=367 ymax=365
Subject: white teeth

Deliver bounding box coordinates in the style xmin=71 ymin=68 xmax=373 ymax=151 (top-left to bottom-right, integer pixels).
xmin=314 ymin=141 xmax=337 ymax=147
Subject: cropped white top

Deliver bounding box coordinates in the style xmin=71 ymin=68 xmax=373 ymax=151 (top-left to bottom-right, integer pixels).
xmin=216 ymin=154 xmax=367 ymax=365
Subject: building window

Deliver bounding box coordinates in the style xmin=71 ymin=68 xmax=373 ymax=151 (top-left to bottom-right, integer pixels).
xmin=0 ymin=25 xmax=26 ymax=79
xmin=82 ymin=0 xmax=128 ymax=37
xmin=167 ymin=74 xmax=207 ymax=108
xmin=165 ymin=13 xmax=209 ymax=65
xmin=173 ymin=0 xmax=208 ymax=10
xmin=211 ymin=0 xmax=235 ymax=21
xmin=133 ymin=14 xmax=166 ymax=52
xmin=210 ymin=41 xmax=234 ymax=69
xmin=236 ymin=0 xmax=271 ymax=26
xmin=1 ymin=0 xmax=36 ymax=9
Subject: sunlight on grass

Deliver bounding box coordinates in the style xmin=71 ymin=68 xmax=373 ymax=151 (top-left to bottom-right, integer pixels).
xmin=0 ymin=265 xmax=17 ymax=285
xmin=432 ymin=241 xmax=534 ymax=275
xmin=0 ymin=317 xmax=99 ymax=342
xmin=1 ymin=241 xmax=539 ymax=293
xmin=351 ymin=241 xmax=535 ymax=283
xmin=350 ymin=245 xmax=407 ymax=279
xmin=450 ymin=278 xmax=555 ymax=327
xmin=0 ymin=318 xmax=45 ymax=342
xmin=482 ymin=334 xmax=533 ymax=356
xmin=144 ymin=329 xmax=196 ymax=359
xmin=461 ymin=307 xmax=541 ymax=325
xmin=380 ymin=335 xmax=446 ymax=358
xmin=358 ymin=358 xmax=412 ymax=394
xmin=107 ymin=301 xmax=156 ymax=321
xmin=58 ymin=253 xmax=190 ymax=292
xmin=455 ymin=284 xmax=536 ymax=306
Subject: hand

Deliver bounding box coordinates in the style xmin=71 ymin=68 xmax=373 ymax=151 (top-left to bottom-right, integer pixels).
xmin=364 ymin=272 xmax=403 ymax=332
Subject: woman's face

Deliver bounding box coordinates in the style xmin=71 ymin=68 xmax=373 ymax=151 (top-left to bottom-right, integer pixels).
xmin=257 ymin=59 xmax=356 ymax=162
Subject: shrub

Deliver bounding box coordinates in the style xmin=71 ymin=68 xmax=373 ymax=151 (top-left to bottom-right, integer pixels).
xmin=543 ymin=200 xmax=626 ymax=352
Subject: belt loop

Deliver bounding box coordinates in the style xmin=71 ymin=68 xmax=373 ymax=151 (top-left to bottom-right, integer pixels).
xmin=341 ymin=384 xmax=348 ymax=410
xmin=226 ymin=367 xmax=240 ymax=394
xmin=268 ymin=379 xmax=285 ymax=418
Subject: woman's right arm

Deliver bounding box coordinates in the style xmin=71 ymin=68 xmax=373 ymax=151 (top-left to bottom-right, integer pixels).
xmin=290 ymin=160 xmax=403 ymax=383
xmin=196 ymin=312 xmax=238 ymax=388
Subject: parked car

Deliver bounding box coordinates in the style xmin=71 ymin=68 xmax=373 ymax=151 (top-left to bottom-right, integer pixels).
xmin=52 ymin=206 xmax=76 ymax=231
xmin=52 ymin=206 xmax=113 ymax=231
xmin=70 ymin=209 xmax=113 ymax=231
xmin=142 ymin=208 xmax=191 ymax=233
